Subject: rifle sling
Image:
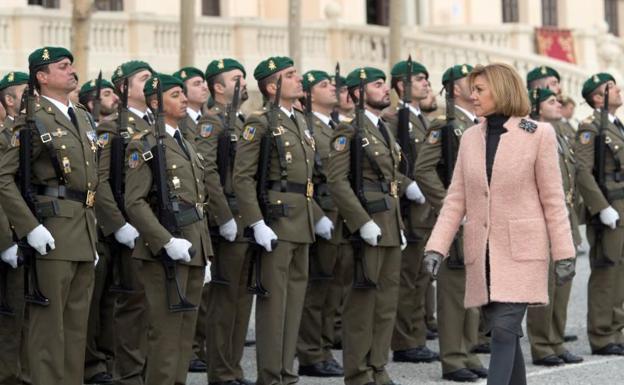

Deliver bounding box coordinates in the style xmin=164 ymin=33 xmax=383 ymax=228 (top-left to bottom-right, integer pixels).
xmin=271 ymin=127 xmax=289 ymax=192
xmin=33 ymin=118 xmax=66 ymax=186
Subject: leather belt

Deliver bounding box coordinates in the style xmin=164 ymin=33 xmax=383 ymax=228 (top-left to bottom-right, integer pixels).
xmin=36 ymin=185 xmax=96 ymax=207
xmin=362 ymin=180 xmax=398 ymax=197
xmin=175 ymin=203 xmax=205 ymax=227
xmin=269 ymin=180 xmax=314 ymax=198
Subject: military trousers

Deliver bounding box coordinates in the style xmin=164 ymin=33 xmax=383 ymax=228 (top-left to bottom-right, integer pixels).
xmin=136 ymin=259 xmax=204 ymax=385
xmin=586 ymin=225 xmax=624 ymax=350
xmin=297 ymin=240 xmax=351 ymax=365
xmin=84 ymin=240 xmax=116 ymax=379
xmin=343 ymin=244 xmax=401 ymax=385
xmin=330 ymin=242 xmax=352 ymax=348
xmin=191 ymin=285 xmax=209 ymax=364
xmin=28 ymin=259 xmax=94 ymax=385
xmin=206 ymin=241 xmax=254 ymax=382
xmin=0 ymin=265 xmax=24 ymax=385
xmin=527 ymin=261 xmax=573 ymax=359
xmin=437 ymin=261 xmax=482 ymax=374
xmin=255 ymin=241 xmax=308 ymax=385
xmin=113 ymin=245 xmax=147 ymax=385
xmin=391 ymin=231 xmax=431 ymax=352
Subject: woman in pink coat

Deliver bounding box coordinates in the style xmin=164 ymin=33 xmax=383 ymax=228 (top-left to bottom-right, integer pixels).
xmin=422 ymin=63 xmax=576 ymax=385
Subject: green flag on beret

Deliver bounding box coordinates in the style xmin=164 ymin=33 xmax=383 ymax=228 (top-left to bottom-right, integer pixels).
xmin=528 ymin=87 xmax=557 ymax=106
xmin=582 ymin=72 xmax=615 ymax=100
xmin=79 ymin=78 xmax=115 ymax=97
xmin=345 ymin=67 xmax=386 ymax=89
xmin=253 ymin=56 xmax=294 ymax=81
xmin=526 ymin=66 xmax=560 ymax=87
xmin=0 ymin=71 xmax=29 ymax=90
xmin=173 ymin=67 xmax=204 ymax=82
xmin=112 ymin=60 xmax=154 ymax=84
xmin=28 ymin=46 xmax=73 ymax=70
xmin=143 ymin=73 xmax=184 ymax=97
xmin=205 ymin=58 xmax=246 ymax=79
xmin=302 ymin=70 xmax=331 ymax=91
xmin=391 ymin=60 xmax=428 ymax=79
xmin=441 ymin=64 xmax=474 ymax=86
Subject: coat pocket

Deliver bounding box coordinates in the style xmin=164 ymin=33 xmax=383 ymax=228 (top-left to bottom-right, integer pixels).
xmin=508 ymin=218 xmax=549 ymax=261
xmin=462 ymin=222 xmax=479 ymax=265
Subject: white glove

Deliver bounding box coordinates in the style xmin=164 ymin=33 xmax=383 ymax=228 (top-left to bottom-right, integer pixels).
xmin=1 ymin=244 xmax=19 ymax=268
xmin=94 ymin=252 xmax=99 ymax=267
xmin=114 ymin=222 xmax=140 ymax=249
xmin=359 ymin=220 xmax=382 ymax=247
xmin=600 ymin=206 xmax=620 ymax=229
xmin=203 ymin=261 xmax=212 ymax=285
xmin=26 ymin=224 xmax=55 ymax=255
xmin=405 ymin=181 xmax=426 ymax=204
xmin=164 ymin=237 xmax=193 ymax=262
xmin=400 ymin=230 xmax=407 ymax=251
xmin=315 ymin=216 xmax=334 ymax=240
xmin=251 ymin=220 xmax=278 ymax=252
xmin=219 ymin=218 xmax=238 ymax=242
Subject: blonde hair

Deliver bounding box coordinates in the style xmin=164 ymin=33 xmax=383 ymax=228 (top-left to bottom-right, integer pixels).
xmin=468 ymin=63 xmax=531 ymax=117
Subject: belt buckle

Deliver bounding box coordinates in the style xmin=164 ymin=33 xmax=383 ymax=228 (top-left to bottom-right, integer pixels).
xmin=85 ymin=190 xmax=96 ymax=207
xmin=390 ymin=181 xmax=398 ymax=197
xmin=195 ymin=203 xmax=204 ymax=218
xmin=306 ymin=179 xmax=314 ymax=198
xmin=566 ymin=191 xmax=573 ymax=205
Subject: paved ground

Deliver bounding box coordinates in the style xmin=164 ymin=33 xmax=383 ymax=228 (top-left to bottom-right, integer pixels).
xmin=188 ymin=227 xmax=624 ymax=384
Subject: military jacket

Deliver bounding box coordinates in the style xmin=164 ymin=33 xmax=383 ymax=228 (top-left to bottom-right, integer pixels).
xmin=327 ymin=113 xmax=409 ymax=247
xmin=574 ymin=110 xmax=624 ymax=220
xmin=233 ymin=108 xmax=324 ymax=244
xmin=0 ymin=97 xmax=99 ymax=261
xmin=124 ymin=127 xmax=212 ymax=266
xmin=0 ymin=120 xmax=15 ymax=251
xmin=559 ymin=119 xmax=577 ymax=144
xmin=180 ymin=112 xmax=199 ymax=145
xmin=95 ymin=109 xmax=152 ymax=236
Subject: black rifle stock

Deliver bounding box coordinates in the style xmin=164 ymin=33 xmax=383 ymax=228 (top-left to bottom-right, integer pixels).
xmin=92 ymin=70 xmax=103 ymax=124
xmin=331 ymin=62 xmax=341 ymax=122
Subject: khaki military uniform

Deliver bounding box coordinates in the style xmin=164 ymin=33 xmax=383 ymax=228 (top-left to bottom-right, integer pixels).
xmin=195 ymin=102 xmax=254 ymax=383
xmin=413 ymin=107 xmax=483 ymax=374
xmin=328 ymin=113 xmax=410 ymax=385
xmin=296 ymin=113 xmax=350 ymax=366
xmin=124 ymin=125 xmax=212 ymax=385
xmin=233 ymin=107 xmax=323 ymax=385
xmin=0 ymin=117 xmax=25 ymax=385
xmin=0 ymin=97 xmax=99 ymax=385
xmin=96 ymin=109 xmax=151 ymax=385
xmin=574 ymin=110 xmax=624 ymax=351
xmin=385 ymin=107 xmax=437 ymax=353
xmin=180 ymin=112 xmax=199 ymax=145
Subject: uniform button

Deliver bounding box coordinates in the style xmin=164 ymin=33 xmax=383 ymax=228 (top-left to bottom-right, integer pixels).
xmin=196 ymin=178 xmax=200 ymax=183
xmin=145 ymin=242 xmax=149 ymax=246
xmin=87 ymin=182 xmax=92 ymax=188
xmin=484 ymin=191 xmax=488 ymax=197
xmin=85 ymin=161 xmax=89 ymax=165
xmin=306 ymin=159 xmax=309 ymax=163
xmin=199 ymin=194 xmax=203 ymax=199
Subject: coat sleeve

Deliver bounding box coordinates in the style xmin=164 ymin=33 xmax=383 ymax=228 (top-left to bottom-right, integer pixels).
xmin=414 ymin=124 xmax=447 ymax=211
xmin=573 ymin=122 xmax=609 ymax=215
xmin=535 ymin=124 xmax=576 ymax=261
xmin=424 ymin=133 xmax=467 ymax=257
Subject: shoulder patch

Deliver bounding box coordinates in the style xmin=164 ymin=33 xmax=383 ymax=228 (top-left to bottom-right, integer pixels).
xmin=579 ymin=131 xmax=593 ymax=145
xmin=242 ymin=126 xmax=256 ymax=141
xmin=200 ymin=123 xmax=214 ymax=138
xmin=128 ymin=151 xmax=141 ymax=168
xmin=333 ymin=136 xmax=347 ymax=151
xmin=519 ymin=118 xmax=538 ymax=133
xmin=427 ymin=129 xmax=441 ymax=144
xmin=97 ymin=133 xmax=110 ymax=147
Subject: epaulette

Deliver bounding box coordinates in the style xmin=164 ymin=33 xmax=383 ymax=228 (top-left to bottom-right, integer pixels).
xmin=582 ymin=115 xmax=595 ymax=125
xmin=249 ymin=109 xmax=269 ymax=117
xmin=131 ymin=129 xmax=151 ymax=141
xmin=75 ymin=102 xmax=88 ymax=111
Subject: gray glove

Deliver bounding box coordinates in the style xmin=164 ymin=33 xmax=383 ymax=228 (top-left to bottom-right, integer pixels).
xmin=422 ymin=251 xmax=443 ymax=279
xmin=555 ymin=258 xmax=575 ymax=286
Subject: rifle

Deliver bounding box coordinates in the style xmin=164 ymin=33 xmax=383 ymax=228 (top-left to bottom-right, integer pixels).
xmin=150 ymin=76 xmax=197 ymax=312
xmin=18 ymin=77 xmax=50 ymax=307
xmin=350 ymin=70 xmax=377 ymax=289
xmin=92 ymin=70 xmax=103 ymax=124
xmin=245 ymin=77 xmax=282 ymax=297
xmin=210 ymin=77 xmax=243 ymax=286
xmin=108 ymin=77 xmax=134 ymax=293
xmin=592 ymin=84 xmax=615 ymax=268
xmin=331 ymin=62 xmax=341 ymax=122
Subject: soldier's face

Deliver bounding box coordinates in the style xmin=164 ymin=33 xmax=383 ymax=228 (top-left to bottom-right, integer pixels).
xmin=100 ymin=87 xmax=119 ymax=115
xmin=278 ymin=67 xmax=303 ymax=100
xmin=223 ymin=70 xmax=248 ymax=102
xmin=164 ymin=86 xmax=188 ymax=120
xmin=339 ymin=86 xmax=353 ymax=111
xmin=539 ymin=96 xmax=562 ymax=121
xmin=410 ymin=73 xmax=429 ymax=101
xmin=593 ymin=81 xmax=623 ymax=109
xmin=38 ymin=58 xmax=77 ymax=94
xmin=470 ymin=75 xmax=496 ymax=117
xmin=0 ymin=102 xmax=5 ymax=121
xmin=365 ymin=79 xmax=390 ymax=110
xmin=129 ymin=70 xmax=152 ymax=103
xmin=185 ymin=76 xmax=209 ymax=106
xmin=311 ymin=79 xmax=337 ymax=108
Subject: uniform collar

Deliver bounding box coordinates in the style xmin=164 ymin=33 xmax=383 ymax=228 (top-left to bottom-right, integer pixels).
xmin=456 ymin=105 xmax=477 ymax=123
xmin=165 ymin=123 xmax=180 ymax=138
xmin=186 ymin=107 xmax=201 ymax=122
xmin=41 ymin=95 xmax=75 ymax=121
xmin=596 ymin=109 xmax=618 ymax=123
xmin=364 ymin=109 xmax=380 ymax=126
xmin=313 ymin=111 xmax=331 ymax=126
xmin=400 ymin=102 xmax=422 ymax=117
xmin=129 ymin=106 xmax=149 ymax=119
xmin=280 ymin=106 xmax=295 ymax=118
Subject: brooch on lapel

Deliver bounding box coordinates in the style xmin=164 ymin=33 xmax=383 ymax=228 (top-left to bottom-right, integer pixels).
xmin=519 ymin=119 xmax=538 ymax=133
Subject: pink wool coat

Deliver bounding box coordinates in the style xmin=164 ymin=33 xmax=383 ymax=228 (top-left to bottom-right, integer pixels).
xmin=425 ymin=116 xmax=575 ymax=308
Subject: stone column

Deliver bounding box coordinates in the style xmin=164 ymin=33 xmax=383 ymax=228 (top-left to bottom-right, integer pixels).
xmin=288 ymin=0 xmax=302 ymax=71
xmin=180 ymin=0 xmax=195 ymax=67
xmin=71 ymin=0 xmax=93 ymax=81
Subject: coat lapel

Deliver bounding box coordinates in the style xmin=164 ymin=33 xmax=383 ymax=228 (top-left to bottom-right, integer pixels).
xmin=164 ymin=133 xmax=189 ymax=159
xmin=365 ymin=116 xmax=388 ymax=146
xmin=40 ymin=98 xmax=80 ymax=140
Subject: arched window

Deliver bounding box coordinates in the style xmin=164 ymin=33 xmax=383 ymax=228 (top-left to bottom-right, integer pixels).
xmin=366 ymin=0 xmax=390 ymax=26
xmin=542 ymin=0 xmax=558 ymax=27
xmin=502 ymin=0 xmax=519 ymax=23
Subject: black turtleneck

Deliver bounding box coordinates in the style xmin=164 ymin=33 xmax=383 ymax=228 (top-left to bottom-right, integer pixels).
xmin=485 ymin=114 xmax=509 ymax=184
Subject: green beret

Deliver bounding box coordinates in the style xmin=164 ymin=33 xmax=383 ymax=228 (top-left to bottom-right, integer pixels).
xmin=526 ymin=66 xmax=560 ymax=87
xmin=79 ymin=78 xmax=115 ymax=97
xmin=582 ymin=73 xmax=616 ymax=100
xmin=345 ymin=67 xmax=386 ymax=89
xmin=143 ymin=74 xmax=184 ymax=97
xmin=205 ymin=58 xmax=246 ymax=79
xmin=173 ymin=67 xmax=204 ymax=82
xmin=253 ymin=56 xmax=294 ymax=81
xmin=0 ymin=71 xmax=29 ymax=90
xmin=28 ymin=46 xmax=73 ymax=70
xmin=528 ymin=87 xmax=557 ymax=106
xmin=111 ymin=60 xmax=154 ymax=84
xmin=391 ymin=60 xmax=428 ymax=79
xmin=441 ymin=64 xmax=474 ymax=86
xmin=302 ymin=70 xmax=331 ymax=91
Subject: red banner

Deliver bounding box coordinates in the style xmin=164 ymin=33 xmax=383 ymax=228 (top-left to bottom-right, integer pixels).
xmin=535 ymin=27 xmax=576 ymax=64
